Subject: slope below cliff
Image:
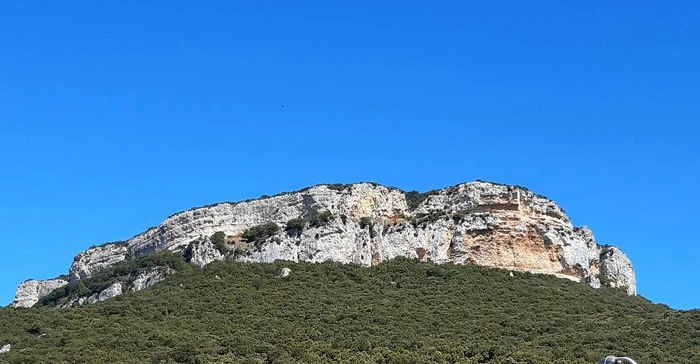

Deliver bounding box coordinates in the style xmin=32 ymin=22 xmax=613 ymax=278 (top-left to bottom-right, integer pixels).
xmin=0 ymin=259 xmax=689 ymax=363
xmin=10 ymin=180 xmax=636 ymax=308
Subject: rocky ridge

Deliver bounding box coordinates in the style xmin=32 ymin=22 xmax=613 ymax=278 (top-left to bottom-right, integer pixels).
xmin=10 ymin=181 xmax=636 ymax=308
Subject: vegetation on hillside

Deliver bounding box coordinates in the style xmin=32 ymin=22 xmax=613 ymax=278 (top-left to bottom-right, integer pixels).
xmin=1 ymin=258 xmax=698 ymax=363
xmin=38 ymin=251 xmax=188 ymax=308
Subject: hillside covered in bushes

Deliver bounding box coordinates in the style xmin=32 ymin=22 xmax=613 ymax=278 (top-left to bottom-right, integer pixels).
xmin=1 ymin=258 xmax=697 ymax=363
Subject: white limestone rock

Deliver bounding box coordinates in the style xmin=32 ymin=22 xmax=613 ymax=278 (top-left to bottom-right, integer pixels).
xmin=92 ymin=282 xmax=123 ymax=303
xmin=278 ymin=267 xmax=292 ymax=278
xmin=129 ymin=267 xmax=176 ymax=292
xmin=0 ymin=344 xmax=11 ymax=355
xmin=11 ymin=278 xmax=68 ymax=308
xmin=184 ymin=240 xmax=225 ymax=268
xmin=598 ymin=246 xmax=636 ymax=295
xmin=13 ymin=181 xmax=638 ymax=303
xmin=69 ymin=244 xmax=128 ymax=281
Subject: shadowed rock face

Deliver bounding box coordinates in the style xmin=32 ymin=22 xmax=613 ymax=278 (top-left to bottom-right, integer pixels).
xmin=11 ymin=181 xmax=637 ymax=307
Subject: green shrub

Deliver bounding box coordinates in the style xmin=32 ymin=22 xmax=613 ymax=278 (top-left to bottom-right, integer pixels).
xmin=7 ymin=259 xmax=694 ymax=363
xmin=309 ymin=210 xmax=333 ymax=228
xmin=242 ymin=222 xmax=280 ymax=248
xmin=285 ymin=218 xmax=306 ymax=235
xmin=410 ymin=210 xmax=445 ymax=228
xmin=325 ymin=183 xmax=351 ymax=191
xmin=359 ymin=217 xmax=372 ymax=229
xmin=404 ymin=190 xmax=439 ymax=210
xmin=210 ymin=231 xmax=228 ymax=255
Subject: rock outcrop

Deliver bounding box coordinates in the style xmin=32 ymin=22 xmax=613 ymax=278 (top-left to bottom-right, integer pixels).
xmin=597 ymin=247 xmax=636 ymax=295
xmin=0 ymin=344 xmax=11 ymax=355
xmin=84 ymin=282 xmax=123 ymax=306
xmin=11 ymin=181 xmax=637 ymax=307
xmin=11 ymin=278 xmax=68 ymax=308
xmin=129 ymin=267 xmax=176 ymax=292
xmin=183 ymin=240 xmax=225 ymax=268
xmin=69 ymin=244 xmax=128 ymax=282
xmin=278 ymin=268 xmax=292 ymax=278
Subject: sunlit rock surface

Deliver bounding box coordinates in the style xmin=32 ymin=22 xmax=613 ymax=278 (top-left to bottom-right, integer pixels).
xmin=11 ymin=278 xmax=68 ymax=308
xmin=12 ymin=181 xmax=637 ymax=307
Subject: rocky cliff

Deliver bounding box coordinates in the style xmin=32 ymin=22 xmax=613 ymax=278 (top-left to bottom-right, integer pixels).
xmin=11 ymin=278 xmax=68 ymax=308
xmin=10 ymin=181 xmax=636 ymax=308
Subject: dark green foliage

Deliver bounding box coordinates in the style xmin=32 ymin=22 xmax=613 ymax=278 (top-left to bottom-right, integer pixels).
xmin=210 ymin=231 xmax=228 ymax=255
xmin=285 ymin=218 xmax=306 ymax=235
xmin=309 ymin=210 xmax=333 ymax=228
xmin=404 ymin=190 xmax=440 ymax=210
xmin=3 ymin=259 xmax=698 ymax=363
xmin=359 ymin=217 xmax=372 ymax=229
xmin=38 ymin=281 xmax=91 ymax=307
xmin=325 ymin=183 xmax=352 ymax=191
xmin=92 ymin=240 xmax=128 ymax=249
xmin=182 ymin=242 xmax=195 ymax=262
xmin=285 ymin=211 xmax=333 ymax=237
xmin=241 ymin=222 xmax=280 ymax=248
xmin=410 ymin=210 xmax=445 ymax=228
xmin=38 ymin=251 xmax=187 ymax=308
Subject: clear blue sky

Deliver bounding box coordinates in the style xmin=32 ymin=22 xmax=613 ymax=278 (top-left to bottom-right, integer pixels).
xmin=1 ymin=1 xmax=698 ymax=309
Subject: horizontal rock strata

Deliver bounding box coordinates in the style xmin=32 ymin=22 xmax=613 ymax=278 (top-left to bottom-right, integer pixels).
xmin=11 ymin=181 xmax=636 ymax=308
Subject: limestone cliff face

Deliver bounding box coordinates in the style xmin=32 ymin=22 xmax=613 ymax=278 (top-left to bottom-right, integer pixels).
xmin=11 ymin=181 xmax=637 ymax=307
xmin=69 ymin=244 xmax=128 ymax=282
xmin=11 ymin=278 xmax=68 ymax=308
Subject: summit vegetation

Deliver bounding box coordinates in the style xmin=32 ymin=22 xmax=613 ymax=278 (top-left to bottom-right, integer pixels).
xmin=1 ymin=258 xmax=698 ymax=363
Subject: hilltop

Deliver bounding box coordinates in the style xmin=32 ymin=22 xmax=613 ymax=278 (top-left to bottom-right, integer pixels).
xmin=11 ymin=181 xmax=635 ymax=309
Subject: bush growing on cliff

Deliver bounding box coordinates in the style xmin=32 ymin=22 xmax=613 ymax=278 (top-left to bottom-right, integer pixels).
xmin=359 ymin=216 xmax=372 ymax=229
xmin=309 ymin=210 xmax=333 ymax=228
xmin=242 ymin=222 xmax=280 ymax=248
xmin=210 ymin=231 xmax=228 ymax=255
xmin=325 ymin=183 xmax=351 ymax=191
xmin=404 ymin=190 xmax=440 ymax=209
xmin=285 ymin=218 xmax=306 ymax=235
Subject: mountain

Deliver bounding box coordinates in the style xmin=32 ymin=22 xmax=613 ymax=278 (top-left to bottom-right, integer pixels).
xmin=10 ymin=181 xmax=635 ymax=308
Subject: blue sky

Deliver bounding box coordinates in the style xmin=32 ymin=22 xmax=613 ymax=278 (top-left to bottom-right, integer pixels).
xmin=1 ymin=1 xmax=698 ymax=309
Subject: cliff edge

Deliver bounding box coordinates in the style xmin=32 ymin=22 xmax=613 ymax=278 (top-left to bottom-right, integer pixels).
xmin=11 ymin=181 xmax=636 ymax=308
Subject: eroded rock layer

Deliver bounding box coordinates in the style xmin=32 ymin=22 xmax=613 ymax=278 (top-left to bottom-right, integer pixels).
xmin=11 ymin=181 xmax=636 ymax=308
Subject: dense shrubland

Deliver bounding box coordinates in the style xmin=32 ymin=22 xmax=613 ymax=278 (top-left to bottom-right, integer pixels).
xmin=1 ymin=258 xmax=698 ymax=363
